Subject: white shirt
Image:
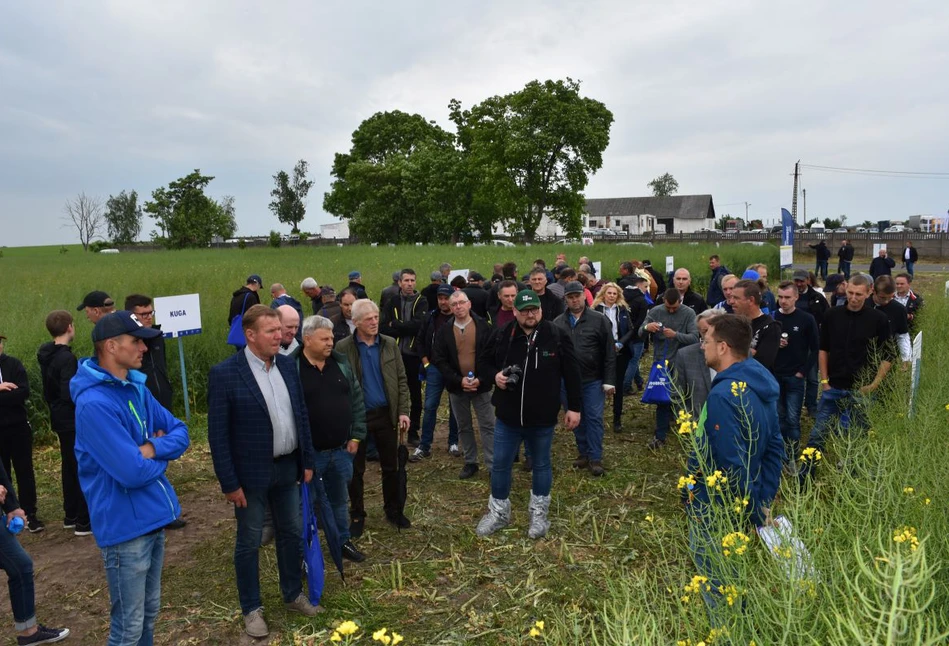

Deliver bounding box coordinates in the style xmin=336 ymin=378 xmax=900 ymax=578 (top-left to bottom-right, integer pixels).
xmin=601 ymin=304 xmax=620 ymax=341
xmin=243 ymin=347 xmax=298 ymax=457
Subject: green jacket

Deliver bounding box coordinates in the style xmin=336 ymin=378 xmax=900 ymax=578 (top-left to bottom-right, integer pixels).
xmin=336 ymin=333 xmax=409 ymax=431
xmin=297 ymin=349 xmax=367 ymax=442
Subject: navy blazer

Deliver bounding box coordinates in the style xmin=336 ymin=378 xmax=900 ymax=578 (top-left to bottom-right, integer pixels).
xmin=207 ymin=350 xmax=315 ymax=494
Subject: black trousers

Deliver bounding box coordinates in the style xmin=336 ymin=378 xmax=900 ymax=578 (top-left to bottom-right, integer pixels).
xmin=349 ymin=408 xmax=399 ymax=519
xmin=55 ymin=430 xmax=89 ymax=525
xmin=0 ymin=423 xmax=37 ymax=517
xmin=401 ymin=353 xmax=423 ymax=433
xmin=612 ymin=351 xmax=631 ymax=424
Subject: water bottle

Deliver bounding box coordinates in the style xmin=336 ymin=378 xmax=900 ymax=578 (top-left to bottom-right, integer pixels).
xmin=7 ymin=516 xmax=24 ymax=535
xmin=467 ymin=371 xmax=475 ymax=385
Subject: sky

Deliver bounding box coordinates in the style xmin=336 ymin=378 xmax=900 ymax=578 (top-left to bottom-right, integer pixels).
xmin=2 ymin=0 xmax=948 ymax=247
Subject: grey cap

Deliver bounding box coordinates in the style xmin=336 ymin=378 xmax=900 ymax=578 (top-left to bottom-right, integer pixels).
xmin=792 ymin=269 xmax=809 ymax=281
xmin=564 ymin=281 xmax=584 ymax=295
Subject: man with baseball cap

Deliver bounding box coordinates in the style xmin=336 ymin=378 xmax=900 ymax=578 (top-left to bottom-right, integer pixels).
xmin=77 ymin=291 xmax=115 ymax=324
xmin=346 ymin=271 xmax=368 ymax=300
xmin=71 ymin=311 xmax=191 ymax=644
xmin=229 ymin=275 xmax=262 ymax=326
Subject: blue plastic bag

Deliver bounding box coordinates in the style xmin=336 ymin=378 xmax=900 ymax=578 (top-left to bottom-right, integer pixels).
xmin=301 ymin=482 xmax=325 ymax=605
xmin=641 ymin=343 xmax=671 ymax=405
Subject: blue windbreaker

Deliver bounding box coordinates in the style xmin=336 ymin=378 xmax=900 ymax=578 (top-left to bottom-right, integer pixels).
xmin=686 ymin=358 xmax=784 ymax=526
xmin=71 ymin=358 xmax=190 ymax=547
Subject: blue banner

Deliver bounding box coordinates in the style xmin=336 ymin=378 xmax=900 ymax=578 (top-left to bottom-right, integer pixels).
xmin=781 ymin=208 xmax=795 ymax=246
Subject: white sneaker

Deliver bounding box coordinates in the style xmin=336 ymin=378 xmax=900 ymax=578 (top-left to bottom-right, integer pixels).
xmin=449 ymin=443 xmax=461 ymax=457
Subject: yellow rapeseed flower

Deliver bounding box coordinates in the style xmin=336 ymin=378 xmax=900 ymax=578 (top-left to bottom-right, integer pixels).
xmin=337 ymin=621 xmax=359 ymax=636
xmin=677 ymin=474 xmax=697 ymax=491
xmin=732 ymin=497 xmax=749 ymax=514
xmin=391 ymin=633 xmax=404 ymax=645
xmin=721 ymin=531 xmax=750 ymax=557
xmin=925 ymin=498 xmax=931 ymax=505
xmin=903 ymin=487 xmax=915 ymax=495
xmin=893 ymin=526 xmax=920 ymax=551
xmin=645 ymin=514 xmax=655 ymax=523
xmin=529 ymin=627 xmax=541 ymax=638
xmin=799 ymin=447 xmax=822 ymax=462
xmin=730 ymin=381 xmax=747 ymax=397
xmin=330 ymin=633 xmax=342 ymax=643
xmin=705 ymin=470 xmax=727 ymax=490
xmin=373 ymin=628 xmax=392 ymax=644
xmin=534 ymin=621 xmax=544 ymax=630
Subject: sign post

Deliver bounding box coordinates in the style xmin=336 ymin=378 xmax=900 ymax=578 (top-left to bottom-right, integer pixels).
xmin=780 ymin=208 xmax=795 ymax=272
xmin=153 ymin=294 xmax=202 ymax=422
xmin=908 ymin=331 xmax=922 ymax=418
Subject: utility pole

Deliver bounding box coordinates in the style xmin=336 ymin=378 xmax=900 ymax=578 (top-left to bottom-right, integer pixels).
xmin=802 ymin=188 xmax=806 ymax=225
xmin=744 ymin=202 xmax=751 ymax=222
xmin=791 ymin=160 xmax=800 ymax=226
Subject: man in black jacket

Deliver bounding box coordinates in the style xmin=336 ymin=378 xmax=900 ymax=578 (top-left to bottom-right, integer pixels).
xmin=463 ymin=272 xmax=490 ymax=319
xmin=837 ymin=240 xmax=855 ymax=278
xmin=37 ymin=310 xmax=91 ymax=536
xmin=668 ymin=269 xmax=707 ymax=314
xmin=380 ymin=269 xmax=428 ymax=446
xmin=621 ymin=276 xmax=650 ymax=393
xmin=432 ymin=291 xmax=496 ymax=479
xmin=729 ymin=280 xmax=782 ymax=371
xmin=901 ymin=241 xmax=919 ymax=277
xmin=869 ymin=248 xmax=896 ymax=280
xmin=554 ymin=282 xmax=615 ymax=476
xmin=705 ymin=255 xmax=731 ymax=307
xmin=476 ymin=290 xmax=582 ymax=540
xmin=894 ymin=273 xmax=924 ymax=333
xmin=528 ymin=268 xmax=564 ymax=321
xmin=228 ymin=275 xmax=262 ymax=325
xmin=792 ymin=269 xmax=829 ymax=415
xmin=774 ymin=282 xmax=819 ymax=461
xmin=808 ymin=240 xmax=831 ymax=279
xmin=0 ymin=335 xmax=43 ymax=532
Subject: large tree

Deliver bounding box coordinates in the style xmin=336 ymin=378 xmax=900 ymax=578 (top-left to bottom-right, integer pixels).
xmin=62 ymin=192 xmax=104 ymax=251
xmin=104 ymin=190 xmax=142 ymax=245
xmin=144 ymin=170 xmax=236 ymax=248
xmin=323 ymin=111 xmax=459 ymax=243
xmin=450 ymin=78 xmax=613 ymax=242
xmin=648 ymin=173 xmax=679 ymax=197
xmin=269 ymin=159 xmax=314 ymax=233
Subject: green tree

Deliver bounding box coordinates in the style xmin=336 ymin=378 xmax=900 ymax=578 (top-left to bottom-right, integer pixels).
xmin=823 ymin=217 xmax=842 ymax=229
xmin=648 ymin=173 xmax=679 ymax=197
xmin=323 ymin=111 xmax=458 ymax=243
xmin=104 ymin=190 xmax=142 ymax=245
xmin=144 ymin=170 xmax=236 ymax=248
xmin=450 ymin=78 xmax=613 ymax=242
xmin=269 ymin=159 xmax=314 ymax=234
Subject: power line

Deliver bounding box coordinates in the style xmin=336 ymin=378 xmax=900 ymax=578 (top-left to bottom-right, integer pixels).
xmin=801 ymin=163 xmax=949 ymax=178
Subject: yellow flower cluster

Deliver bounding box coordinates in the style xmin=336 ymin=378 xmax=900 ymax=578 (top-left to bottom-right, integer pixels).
xmin=721 ymin=531 xmax=750 ymax=557
xmin=772 ymin=545 xmax=793 ymax=559
xmin=676 ymin=410 xmax=698 ymax=435
xmin=705 ymin=470 xmax=727 ymax=490
xmin=677 ymin=474 xmax=697 ymax=491
xmin=799 ymin=447 xmax=822 ymax=463
xmin=732 ymin=497 xmax=749 ymax=514
xmin=528 ymin=620 xmax=545 ymax=638
xmin=645 ymin=514 xmax=655 ymax=523
xmin=371 ymin=628 xmax=403 ymax=644
xmin=730 ymin=381 xmax=747 ymax=397
xmin=329 ymin=620 xmax=360 ymax=642
xmin=680 ymin=575 xmax=711 ymax=603
xmin=903 ymin=486 xmax=915 ymax=495
xmin=893 ymin=526 xmax=920 ymax=552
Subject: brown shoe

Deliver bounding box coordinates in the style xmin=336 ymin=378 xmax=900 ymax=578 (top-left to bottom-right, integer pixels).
xmin=588 ymin=461 xmax=605 ymax=477
xmin=572 ymin=455 xmax=589 ymax=469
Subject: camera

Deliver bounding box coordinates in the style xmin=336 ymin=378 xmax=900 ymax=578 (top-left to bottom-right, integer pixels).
xmin=501 ymin=364 xmax=523 ymax=386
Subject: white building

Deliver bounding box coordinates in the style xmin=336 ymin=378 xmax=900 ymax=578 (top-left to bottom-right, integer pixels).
xmin=320 ymin=220 xmax=350 ymax=239
xmin=585 ymin=195 xmax=716 ymax=234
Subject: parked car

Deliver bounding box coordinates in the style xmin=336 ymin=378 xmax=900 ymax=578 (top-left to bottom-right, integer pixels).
xmin=593 ymin=228 xmax=617 ymax=236
xmin=491 ymin=239 xmax=516 ymax=247
xmin=855 ymin=227 xmax=868 ymax=233
xmin=883 ymin=225 xmax=906 ymax=233
xmin=698 ymin=227 xmax=722 ymax=235
xmin=834 ymin=228 xmax=849 ymax=233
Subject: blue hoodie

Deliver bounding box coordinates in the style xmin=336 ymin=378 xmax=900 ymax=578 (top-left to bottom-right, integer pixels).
xmin=71 ymin=358 xmax=190 ymax=548
xmin=685 ymin=358 xmax=784 ymax=526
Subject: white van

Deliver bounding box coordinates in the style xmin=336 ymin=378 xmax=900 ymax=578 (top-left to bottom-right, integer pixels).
xmin=809 ymin=223 xmax=826 ymax=233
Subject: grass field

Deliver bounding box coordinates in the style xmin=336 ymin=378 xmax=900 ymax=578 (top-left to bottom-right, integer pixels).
xmin=3 ymin=243 xmax=948 ymax=645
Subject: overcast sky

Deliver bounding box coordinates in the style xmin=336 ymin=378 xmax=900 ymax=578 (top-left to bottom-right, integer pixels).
xmin=2 ymin=0 xmax=948 ymax=247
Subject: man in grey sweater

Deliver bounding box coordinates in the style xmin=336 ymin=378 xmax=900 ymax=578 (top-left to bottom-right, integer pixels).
xmin=639 ymin=289 xmax=700 ymax=449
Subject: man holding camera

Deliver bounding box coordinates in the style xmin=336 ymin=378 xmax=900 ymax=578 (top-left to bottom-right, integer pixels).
xmin=475 ymin=290 xmax=582 ymax=540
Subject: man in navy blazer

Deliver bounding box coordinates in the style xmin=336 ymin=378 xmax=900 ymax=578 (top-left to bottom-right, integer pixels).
xmin=207 ymin=305 xmax=320 ymax=638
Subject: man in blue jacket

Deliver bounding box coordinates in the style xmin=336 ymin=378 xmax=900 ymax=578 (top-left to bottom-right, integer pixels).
xmin=208 ymin=305 xmax=320 ymax=638
xmin=72 ymin=310 xmax=191 ymax=646
xmin=683 ymin=314 xmax=784 ymax=617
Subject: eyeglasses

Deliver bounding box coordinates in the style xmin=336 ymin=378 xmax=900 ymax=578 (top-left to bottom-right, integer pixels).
xmin=136 ymin=310 xmax=154 ymax=318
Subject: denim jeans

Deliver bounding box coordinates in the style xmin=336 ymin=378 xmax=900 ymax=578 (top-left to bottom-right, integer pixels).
xmin=837 ymin=260 xmax=852 ymax=279
xmin=776 ymin=374 xmax=806 ymax=460
xmin=101 ymin=531 xmax=165 ymax=646
xmin=655 ymin=402 xmax=673 ymax=441
xmin=312 ymin=447 xmax=354 ymax=542
xmin=491 ymin=419 xmax=554 ymax=499
xmin=905 ymin=261 xmax=914 ymax=277
xmin=623 ymin=342 xmax=645 ymax=391
xmin=800 ymin=388 xmax=870 ymax=481
xmin=687 ymin=509 xmax=734 ymax=627
xmin=449 ymin=391 xmax=495 ymax=470
xmin=563 ymin=380 xmax=605 ymax=461
xmin=815 ymin=260 xmax=828 ymax=280
xmin=804 ymin=361 xmax=819 ymax=414
xmin=420 ymin=365 xmax=459 ymax=451
xmin=0 ymin=519 xmax=36 ymax=632
xmin=234 ymin=456 xmax=304 ymax=615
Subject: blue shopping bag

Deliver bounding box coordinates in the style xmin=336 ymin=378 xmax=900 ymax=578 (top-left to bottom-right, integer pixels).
xmin=641 ymin=343 xmax=671 ymax=405
xmin=301 ymin=482 xmax=325 ymax=605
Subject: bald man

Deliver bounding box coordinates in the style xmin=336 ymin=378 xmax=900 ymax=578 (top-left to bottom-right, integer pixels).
xmin=664 ymin=269 xmax=708 ymax=314
xmin=270 ymin=284 xmax=304 ymax=343
xmin=277 ymin=305 xmax=301 ymax=358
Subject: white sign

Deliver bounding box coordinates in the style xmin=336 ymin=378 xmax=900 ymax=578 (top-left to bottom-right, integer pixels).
xmin=873 ymin=243 xmax=887 ymax=257
xmin=780 ymin=245 xmax=794 ymax=268
xmin=592 ymin=261 xmax=602 ymax=278
xmin=665 ymin=256 xmax=674 ymax=273
xmin=581 ymin=237 xmax=594 ymax=246
xmin=446 ymin=269 xmax=470 ymax=285
xmin=153 ymin=294 xmax=203 ymax=338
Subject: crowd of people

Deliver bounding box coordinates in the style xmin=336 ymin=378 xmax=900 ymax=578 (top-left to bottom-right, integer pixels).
xmin=0 ymin=246 xmax=927 ymax=641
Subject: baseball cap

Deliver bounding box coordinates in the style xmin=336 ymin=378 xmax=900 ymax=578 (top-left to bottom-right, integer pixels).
xmin=320 ymin=286 xmax=336 ymax=297
xmin=92 ymin=311 xmax=162 ymax=343
xmin=77 ymin=291 xmax=114 ymax=311
xmin=468 ymin=271 xmax=485 ymax=282
xmin=247 ymin=274 xmax=263 ymax=286
xmin=564 ymin=281 xmax=584 ymax=295
xmin=348 ymin=271 xmax=361 ymax=280
xmin=792 ymin=269 xmax=809 ymax=281
xmin=436 ymin=285 xmax=454 ymax=297
xmin=824 ymin=274 xmax=845 ymax=294
xmin=741 ymin=269 xmax=760 ymax=281
xmin=514 ymin=289 xmax=541 ymax=310
xmin=642 ymin=260 xmax=652 ymax=268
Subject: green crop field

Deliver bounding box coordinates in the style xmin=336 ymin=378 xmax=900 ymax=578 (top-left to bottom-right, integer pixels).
xmin=2 ymin=243 xmax=947 ymax=645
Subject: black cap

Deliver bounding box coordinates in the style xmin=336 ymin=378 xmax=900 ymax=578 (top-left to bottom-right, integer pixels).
xmin=468 ymin=271 xmax=485 ymax=282
xmin=792 ymin=269 xmax=809 ymax=281
xmin=92 ymin=311 xmax=162 ymax=343
xmin=823 ymin=274 xmax=845 ymax=293
xmin=77 ymin=291 xmax=114 ymax=311
xmin=436 ymin=285 xmax=455 ymax=297
xmin=247 ymin=274 xmax=262 ymax=287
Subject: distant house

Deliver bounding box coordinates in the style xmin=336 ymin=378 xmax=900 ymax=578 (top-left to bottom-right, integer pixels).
xmin=320 ymin=220 xmax=350 ymax=239
xmin=585 ymin=195 xmax=716 ymax=234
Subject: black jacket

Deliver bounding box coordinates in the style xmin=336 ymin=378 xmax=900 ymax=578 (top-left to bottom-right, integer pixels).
xmin=431 ymin=315 xmax=496 ymax=395
xmin=228 ymin=286 xmax=260 ymax=325
xmin=902 ymin=246 xmax=919 ymax=263
xmin=645 ymin=266 xmax=667 ymax=293
xmin=837 ymin=243 xmax=855 ymax=262
xmin=491 ymin=320 xmax=582 ymax=427
xmin=623 ymin=288 xmax=650 ymax=344
xmin=380 ymin=292 xmax=428 ymax=356
xmin=462 ymin=285 xmax=490 ymax=319
xmin=0 ymin=461 xmax=20 ymax=514
xmin=333 ymin=317 xmax=353 ymax=345
xmin=140 ymin=325 xmax=173 ymax=411
xmin=553 ymin=307 xmax=616 ymax=385
xmin=537 ymin=289 xmax=565 ymax=321
xmin=795 ymin=286 xmax=829 ymax=327
xmin=37 ymin=342 xmax=78 ymax=432
xmin=809 ymin=241 xmax=831 ymax=261
xmin=348 ymin=281 xmax=369 ymax=300
xmin=869 ymin=256 xmax=896 ymax=279
xmin=416 ymin=309 xmax=453 ymax=362
xmin=0 ymin=353 xmax=30 ymax=429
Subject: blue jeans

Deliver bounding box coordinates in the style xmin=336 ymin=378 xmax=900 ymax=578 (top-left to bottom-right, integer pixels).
xmin=815 ymin=260 xmax=828 ymax=279
xmin=776 ymin=374 xmax=805 ymax=459
xmin=837 ymin=259 xmax=852 ymax=279
xmin=564 ymin=380 xmax=605 ymax=461
xmin=420 ymin=365 xmax=459 ymax=451
xmin=800 ymin=388 xmax=870 ymax=481
xmin=234 ymin=456 xmax=304 ymax=614
xmin=623 ymin=342 xmax=645 ymax=391
xmin=101 ymin=531 xmax=165 ymax=646
xmin=491 ymin=419 xmax=554 ymax=499
xmin=905 ymin=261 xmax=914 ymax=277
xmin=312 ymin=447 xmax=354 ymax=542
xmin=804 ymin=361 xmax=819 ymax=414
xmin=0 ymin=519 xmax=36 ymax=632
